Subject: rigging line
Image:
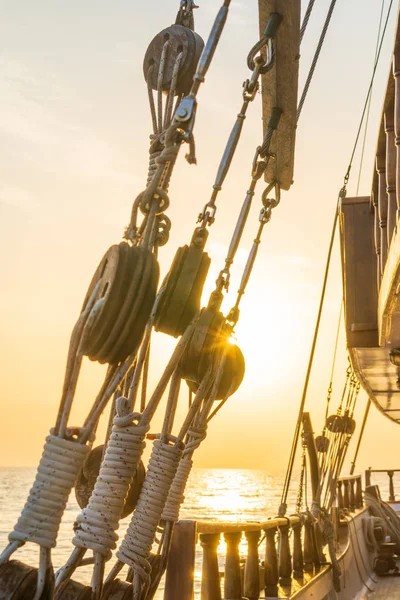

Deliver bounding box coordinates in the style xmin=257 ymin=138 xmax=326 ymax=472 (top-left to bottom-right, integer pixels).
xmin=356 ymin=0 xmax=386 ymax=195
xmin=344 ymin=0 xmax=394 ymax=184
xmin=280 ymin=199 xmax=339 ymax=512
xmin=349 ymin=399 xmax=371 ymax=476
xmin=324 ymin=302 xmax=343 ymax=423
xmin=296 ymin=0 xmax=338 ymax=122
xmin=300 ymin=0 xmax=317 ymax=44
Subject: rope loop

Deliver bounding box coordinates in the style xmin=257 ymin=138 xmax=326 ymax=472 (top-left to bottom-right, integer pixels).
xmin=72 ymin=399 xmax=149 ymax=559
xmin=9 ymin=435 xmax=90 ymax=549
xmin=116 ymin=439 xmax=183 ymax=582
xmin=139 ymin=187 xmax=170 ymax=216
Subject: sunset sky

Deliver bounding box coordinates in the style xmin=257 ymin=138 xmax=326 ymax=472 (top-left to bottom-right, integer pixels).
xmin=1 ymin=0 xmax=399 ymax=474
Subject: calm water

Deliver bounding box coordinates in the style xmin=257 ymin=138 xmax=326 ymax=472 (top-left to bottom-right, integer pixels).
xmin=0 ymin=468 xmax=395 ymax=598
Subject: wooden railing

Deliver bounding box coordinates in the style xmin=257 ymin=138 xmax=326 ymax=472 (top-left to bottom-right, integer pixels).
xmin=372 ymin=46 xmax=399 ymax=287
xmin=365 ymin=468 xmax=400 ymax=502
xmin=164 ymin=475 xmax=364 ymax=600
xmin=337 ymin=474 xmax=363 ymax=512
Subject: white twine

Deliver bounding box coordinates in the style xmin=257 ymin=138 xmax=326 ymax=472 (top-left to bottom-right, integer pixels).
xmin=9 ymin=435 xmax=89 ymax=549
xmin=73 ymin=397 xmax=149 ymax=559
xmin=116 ymin=439 xmax=182 ymax=583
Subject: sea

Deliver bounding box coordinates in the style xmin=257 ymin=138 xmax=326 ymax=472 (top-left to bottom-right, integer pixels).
xmin=0 ymin=468 xmax=395 ymax=598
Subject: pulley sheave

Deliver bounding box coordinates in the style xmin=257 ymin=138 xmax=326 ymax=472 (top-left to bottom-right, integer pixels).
xmin=81 ymin=243 xmax=159 ymax=365
xmin=154 ymin=231 xmax=211 ymax=337
xmin=143 ymin=24 xmax=204 ymax=95
xmin=180 ymin=307 xmax=245 ymax=400
xmin=75 ymin=445 xmax=146 ymax=519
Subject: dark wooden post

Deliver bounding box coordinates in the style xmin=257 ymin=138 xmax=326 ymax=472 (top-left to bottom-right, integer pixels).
xmin=200 ymin=533 xmax=222 ymax=600
xmin=343 ymin=480 xmax=350 ymax=509
xmin=278 ymin=522 xmax=292 ymax=586
xmin=373 ymin=186 xmax=382 ymax=286
xmin=388 ymin=471 xmax=396 ymax=502
xmin=303 ymin=520 xmax=314 ymax=573
xmin=292 ymin=522 xmax=304 ymax=579
xmin=223 ymin=532 xmax=242 ymax=600
xmin=393 ymin=51 xmax=400 ymax=222
xmin=337 ymin=480 xmax=344 ymax=510
xmin=385 ymin=110 xmax=397 ymax=244
xmin=349 ymin=478 xmax=356 ymax=511
xmin=365 ymin=469 xmax=372 ymax=488
xmin=377 ymin=154 xmax=389 ymax=274
xmin=244 ymin=530 xmax=260 ymax=600
xmin=164 ymin=521 xmax=197 ymax=600
xmin=356 ymin=476 xmax=363 ymax=508
xmin=264 ymin=527 xmax=278 ymax=597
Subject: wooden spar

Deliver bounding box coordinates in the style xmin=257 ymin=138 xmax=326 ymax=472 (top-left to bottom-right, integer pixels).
xmin=302 ymin=412 xmax=320 ymax=503
xmin=258 ymin=0 xmax=300 ymax=190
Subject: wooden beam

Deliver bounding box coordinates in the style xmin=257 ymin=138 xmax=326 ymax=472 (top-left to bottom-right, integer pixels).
xmin=259 ymin=0 xmax=300 ymax=190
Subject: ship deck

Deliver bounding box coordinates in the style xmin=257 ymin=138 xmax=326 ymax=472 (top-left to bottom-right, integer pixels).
xmin=365 ymin=570 xmax=400 ymax=599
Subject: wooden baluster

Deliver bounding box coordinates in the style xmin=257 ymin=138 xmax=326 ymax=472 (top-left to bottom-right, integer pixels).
xmin=388 ymin=470 xmax=396 ymax=502
xmin=292 ymin=522 xmax=304 ymax=579
xmin=337 ymin=481 xmax=344 ymax=510
xmin=278 ymin=522 xmax=292 ymax=586
xmin=356 ymin=476 xmax=363 ymax=508
xmin=377 ymin=154 xmax=389 ymax=274
xmin=373 ymin=186 xmax=382 ymax=286
xmin=223 ymin=532 xmax=242 ymax=600
xmin=385 ymin=110 xmax=397 ymax=245
xmin=349 ymin=479 xmax=356 ymax=511
xmin=393 ymin=50 xmax=400 ymax=222
xmin=164 ymin=521 xmax=197 ymax=600
xmin=343 ymin=480 xmax=350 ymax=510
xmin=200 ymin=533 xmax=222 ymax=600
xmin=264 ymin=528 xmax=278 ymax=597
xmin=244 ymin=531 xmax=260 ymax=600
xmin=303 ymin=520 xmax=314 ymax=573
xmin=365 ymin=468 xmax=372 ymax=488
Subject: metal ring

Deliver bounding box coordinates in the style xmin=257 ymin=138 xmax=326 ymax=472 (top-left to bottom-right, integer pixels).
xmin=139 ymin=187 xmax=170 ymax=216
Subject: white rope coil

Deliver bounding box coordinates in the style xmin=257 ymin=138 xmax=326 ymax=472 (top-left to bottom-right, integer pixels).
xmin=161 ymin=425 xmax=207 ymax=522
xmin=116 ymin=439 xmax=182 ymax=583
xmin=9 ymin=435 xmax=89 ymax=549
xmin=73 ymin=397 xmax=149 ymax=559
xmin=162 ymin=457 xmax=193 ymax=522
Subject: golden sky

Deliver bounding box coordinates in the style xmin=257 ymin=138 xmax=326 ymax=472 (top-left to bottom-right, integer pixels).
xmin=0 ymin=0 xmax=399 ymax=473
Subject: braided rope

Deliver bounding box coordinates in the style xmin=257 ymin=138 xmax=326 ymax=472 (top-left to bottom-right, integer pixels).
xmin=72 ymin=398 xmax=149 ymax=559
xmin=9 ymin=435 xmax=89 ymax=549
xmin=116 ymin=439 xmax=182 ymax=583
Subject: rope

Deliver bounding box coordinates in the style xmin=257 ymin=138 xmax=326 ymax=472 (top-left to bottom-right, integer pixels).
xmin=356 ymin=0 xmax=386 ymax=195
xmin=72 ymin=398 xmax=149 ymax=559
xmin=364 ymin=492 xmax=400 ymax=549
xmin=116 ymin=439 xmax=182 ymax=582
xmin=297 ymin=0 xmax=338 ymax=122
xmin=8 ymin=435 xmax=89 ymax=549
xmin=350 ymin=399 xmax=371 ymax=475
xmin=280 ymin=199 xmax=339 ymax=513
xmin=343 ymin=0 xmax=394 ymax=185
xmin=300 ymin=0 xmax=316 ymax=44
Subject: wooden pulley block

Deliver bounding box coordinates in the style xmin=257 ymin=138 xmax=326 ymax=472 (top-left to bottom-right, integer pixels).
xmin=154 ymin=239 xmax=211 ymax=338
xmin=55 ymin=579 xmax=92 ymax=599
xmin=75 ymin=445 xmax=146 ymax=519
xmin=82 ymin=244 xmax=159 ymax=365
xmin=342 ymin=415 xmax=356 ymax=435
xmin=326 ymin=414 xmax=345 ymax=433
xmin=315 ymin=435 xmax=330 ymax=453
xmin=181 ymin=307 xmax=245 ymax=400
xmin=186 ymin=342 xmax=245 ymax=400
xmin=102 ymin=580 xmax=132 ymax=600
xmin=143 ymin=24 xmax=204 ymax=95
xmin=0 ymin=560 xmax=45 ymax=600
xmin=105 ymin=248 xmax=159 ymax=365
